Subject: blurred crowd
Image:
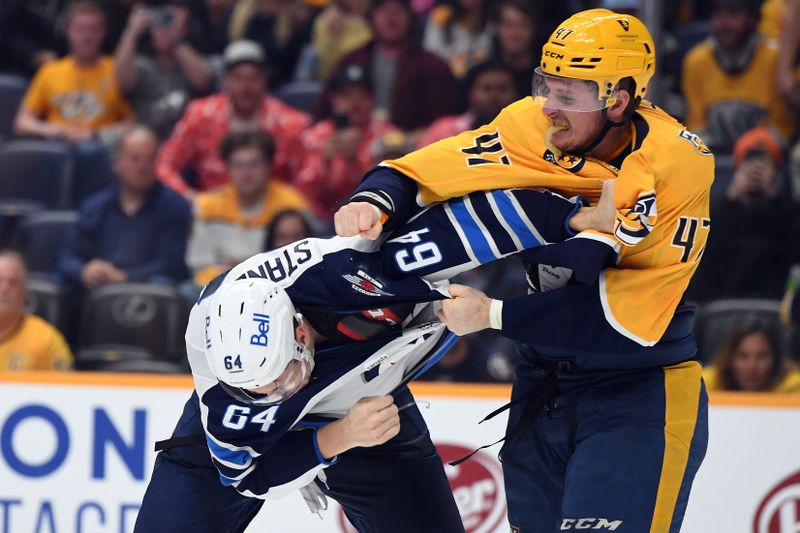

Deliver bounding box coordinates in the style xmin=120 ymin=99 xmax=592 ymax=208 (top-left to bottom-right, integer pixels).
xmin=1 ymin=0 xmax=800 ymax=392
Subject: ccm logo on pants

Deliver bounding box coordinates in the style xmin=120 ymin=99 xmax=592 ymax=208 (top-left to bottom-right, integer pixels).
xmin=560 ymin=518 xmax=623 ymax=530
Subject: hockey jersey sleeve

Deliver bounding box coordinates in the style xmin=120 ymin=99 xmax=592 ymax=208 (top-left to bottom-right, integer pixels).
xmin=200 ymin=387 xmax=334 ymax=499
xmin=611 ymin=151 xmax=658 ymax=247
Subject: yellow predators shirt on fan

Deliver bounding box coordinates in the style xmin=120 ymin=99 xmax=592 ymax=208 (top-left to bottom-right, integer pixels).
xmin=0 ymin=315 xmax=73 ymax=371
xmin=383 ymin=97 xmax=714 ymax=346
xmin=22 ymin=56 xmax=132 ymax=130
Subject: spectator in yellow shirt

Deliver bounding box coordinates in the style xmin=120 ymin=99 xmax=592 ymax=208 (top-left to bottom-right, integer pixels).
xmin=13 ymin=1 xmax=134 ymax=204
xmin=682 ymin=0 xmax=795 ymax=152
xmin=0 ymin=251 xmax=73 ymax=372
xmin=14 ymin=1 xmax=132 ymax=142
xmin=185 ymin=131 xmax=311 ymax=290
xmin=703 ymin=319 xmax=800 ymax=393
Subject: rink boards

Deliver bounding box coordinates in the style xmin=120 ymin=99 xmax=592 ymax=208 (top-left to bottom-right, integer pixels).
xmin=0 ymin=372 xmax=798 ymax=533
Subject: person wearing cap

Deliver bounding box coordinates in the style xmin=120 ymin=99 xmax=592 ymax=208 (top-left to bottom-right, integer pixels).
xmin=294 ymin=63 xmax=399 ymax=221
xmin=418 ymin=61 xmax=517 ymax=147
xmin=335 ymin=9 xmax=714 ymax=531
xmin=318 ymin=0 xmax=457 ymax=133
xmin=682 ymin=0 xmax=795 ymax=152
xmin=156 ymin=40 xmax=310 ymax=199
xmin=135 ymin=175 xmax=614 ymax=532
xmin=690 ymin=127 xmax=799 ymax=301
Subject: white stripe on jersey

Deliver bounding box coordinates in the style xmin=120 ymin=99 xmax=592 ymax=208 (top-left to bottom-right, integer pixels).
xmin=463 ymin=195 xmax=502 ymax=259
xmin=443 ymin=202 xmax=479 ymax=264
xmin=485 ymin=191 xmax=524 ymax=251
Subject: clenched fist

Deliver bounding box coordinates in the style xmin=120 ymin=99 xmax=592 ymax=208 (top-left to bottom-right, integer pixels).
xmin=316 ymin=395 xmax=400 ymax=459
xmin=334 ymin=202 xmax=383 ymax=240
xmin=437 ymin=284 xmax=492 ymax=336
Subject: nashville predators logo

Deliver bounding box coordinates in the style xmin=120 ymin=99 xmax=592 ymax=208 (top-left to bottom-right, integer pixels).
xmin=618 ymin=19 xmax=630 ymax=31
xmin=543 ymin=150 xmax=586 ymax=173
xmin=461 ymin=130 xmax=511 ymax=167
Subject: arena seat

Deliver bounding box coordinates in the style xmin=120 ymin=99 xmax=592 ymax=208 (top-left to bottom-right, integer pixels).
xmin=0 ymin=139 xmax=74 ymax=208
xmin=78 ymin=283 xmax=189 ymax=362
xmin=275 ymin=80 xmax=323 ymax=114
xmin=694 ymin=299 xmax=784 ymax=362
xmin=14 ymin=210 xmax=78 ymax=275
xmin=26 ymin=277 xmax=69 ymax=334
xmin=74 ymin=345 xmax=158 ymax=371
xmin=0 ymin=73 xmax=27 ymax=139
xmin=95 ymin=358 xmax=187 ymax=374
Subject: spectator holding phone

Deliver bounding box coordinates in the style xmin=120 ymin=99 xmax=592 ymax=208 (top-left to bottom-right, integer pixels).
xmin=114 ymin=3 xmax=213 ymax=138
xmin=689 ymin=127 xmax=800 ymax=301
xmin=294 ymin=64 xmax=397 ymax=220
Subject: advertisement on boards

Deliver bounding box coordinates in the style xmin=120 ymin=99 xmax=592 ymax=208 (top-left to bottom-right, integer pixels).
xmin=0 ymin=376 xmax=799 ymax=533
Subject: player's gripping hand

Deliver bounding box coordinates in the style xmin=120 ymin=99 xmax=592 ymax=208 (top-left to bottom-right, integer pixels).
xmin=316 ymin=395 xmax=400 ymax=459
xmin=437 ymin=284 xmax=492 ymax=336
xmin=334 ymin=202 xmax=383 ymax=240
xmin=568 ymin=179 xmax=616 ymax=234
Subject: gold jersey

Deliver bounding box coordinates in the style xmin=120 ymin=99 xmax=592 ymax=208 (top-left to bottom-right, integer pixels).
xmin=383 ymin=97 xmax=714 ymax=346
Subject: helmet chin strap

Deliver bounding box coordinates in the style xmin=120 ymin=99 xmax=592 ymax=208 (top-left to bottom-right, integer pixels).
xmin=572 ymin=107 xmax=627 ymax=157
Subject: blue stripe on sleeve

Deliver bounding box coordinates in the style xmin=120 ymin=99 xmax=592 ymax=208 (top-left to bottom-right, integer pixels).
xmin=205 ymin=435 xmax=254 ymax=467
xmin=218 ymin=471 xmax=240 ymax=487
xmin=313 ymin=430 xmax=338 ymax=466
xmin=490 ymin=190 xmax=542 ymax=249
xmin=449 ymin=198 xmax=496 ymax=264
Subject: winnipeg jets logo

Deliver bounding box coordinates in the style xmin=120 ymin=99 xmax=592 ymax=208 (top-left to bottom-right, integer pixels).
xmin=342 ymin=270 xmax=394 ymax=297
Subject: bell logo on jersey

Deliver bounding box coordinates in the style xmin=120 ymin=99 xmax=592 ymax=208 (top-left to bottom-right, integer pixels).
xmin=250 ymin=313 xmax=270 ymax=347
xmin=460 ymin=130 xmax=511 ymax=167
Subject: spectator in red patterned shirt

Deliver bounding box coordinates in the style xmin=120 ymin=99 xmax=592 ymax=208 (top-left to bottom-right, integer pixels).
xmin=155 ymin=40 xmax=310 ymax=199
xmin=418 ymin=61 xmax=517 ymax=148
xmin=294 ymin=64 xmax=398 ymax=220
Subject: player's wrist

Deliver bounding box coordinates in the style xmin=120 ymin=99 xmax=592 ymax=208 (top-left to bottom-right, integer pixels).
xmin=568 ymin=207 xmax=593 ymax=233
xmin=316 ymin=419 xmax=351 ymax=459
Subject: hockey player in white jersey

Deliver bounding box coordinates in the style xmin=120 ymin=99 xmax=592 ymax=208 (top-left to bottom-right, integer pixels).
xmin=134 ymin=185 xmax=616 ymax=532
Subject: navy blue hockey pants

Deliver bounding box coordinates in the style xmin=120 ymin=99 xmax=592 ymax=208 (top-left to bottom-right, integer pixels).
xmin=134 ymin=387 xmax=464 ymax=533
xmin=501 ymin=355 xmax=708 ymax=533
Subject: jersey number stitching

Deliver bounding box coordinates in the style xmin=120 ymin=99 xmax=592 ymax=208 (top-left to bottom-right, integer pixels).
xmin=671 ymin=216 xmax=711 ymax=263
xmin=222 ymin=405 xmax=279 ymax=433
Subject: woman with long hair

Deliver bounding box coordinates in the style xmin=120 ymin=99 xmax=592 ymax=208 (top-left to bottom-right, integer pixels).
xmin=703 ymin=319 xmax=800 ymax=393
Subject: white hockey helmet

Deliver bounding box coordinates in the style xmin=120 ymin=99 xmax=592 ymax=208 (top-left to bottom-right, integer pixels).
xmin=204 ymin=278 xmax=314 ymax=405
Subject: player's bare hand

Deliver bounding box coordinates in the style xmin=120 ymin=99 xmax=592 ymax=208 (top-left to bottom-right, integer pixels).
xmin=593 ymin=178 xmax=616 ymax=233
xmin=334 ymin=202 xmax=383 ymax=240
xmin=437 ymin=284 xmax=492 ymax=335
xmin=320 ymin=395 xmax=400 ymax=457
xmin=568 ymin=179 xmax=616 ymax=234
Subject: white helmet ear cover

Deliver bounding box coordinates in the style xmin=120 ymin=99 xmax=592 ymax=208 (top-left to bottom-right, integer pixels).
xmin=204 ymin=278 xmax=305 ymax=390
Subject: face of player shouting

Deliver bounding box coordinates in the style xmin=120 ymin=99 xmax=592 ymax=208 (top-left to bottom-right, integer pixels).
xmin=536 ymin=73 xmax=631 ymax=156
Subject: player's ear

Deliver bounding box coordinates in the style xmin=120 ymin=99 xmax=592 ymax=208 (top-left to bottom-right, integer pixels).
xmin=607 ymin=89 xmax=631 ymax=122
xmin=294 ymin=315 xmax=311 ymax=347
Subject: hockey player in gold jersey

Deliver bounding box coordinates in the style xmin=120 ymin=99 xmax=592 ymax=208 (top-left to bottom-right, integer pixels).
xmin=336 ymin=9 xmax=713 ymax=532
